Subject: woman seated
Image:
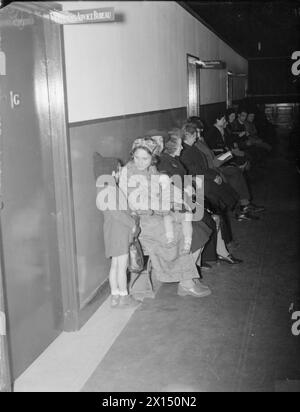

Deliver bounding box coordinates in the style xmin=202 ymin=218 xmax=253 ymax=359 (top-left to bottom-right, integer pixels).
xmin=118 ymin=137 xmax=212 ymax=298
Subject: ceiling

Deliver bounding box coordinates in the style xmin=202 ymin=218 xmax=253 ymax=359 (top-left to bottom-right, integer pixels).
xmin=182 ymin=1 xmax=300 ymax=59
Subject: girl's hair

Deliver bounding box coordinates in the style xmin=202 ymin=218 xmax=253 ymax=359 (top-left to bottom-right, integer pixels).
xmin=164 ymin=135 xmax=181 ymax=156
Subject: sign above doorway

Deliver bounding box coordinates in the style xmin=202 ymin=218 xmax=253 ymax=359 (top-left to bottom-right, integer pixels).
xmin=195 ymin=60 xmax=226 ymax=69
xmin=49 ymin=7 xmax=115 ymax=25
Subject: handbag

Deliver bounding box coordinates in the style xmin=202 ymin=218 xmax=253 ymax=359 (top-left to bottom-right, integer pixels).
xmin=128 ymin=213 xmax=144 ymax=273
xmin=117 ymin=174 xmax=144 ymax=273
xmin=128 ymin=236 xmax=144 ymax=273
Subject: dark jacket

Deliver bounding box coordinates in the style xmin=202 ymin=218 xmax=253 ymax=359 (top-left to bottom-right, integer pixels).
xmin=205 ymin=126 xmax=249 ymax=167
xmin=180 ymin=142 xmax=218 ymax=180
xmin=231 ymin=119 xmax=249 ymax=150
xmin=224 ymin=123 xmax=238 ymax=149
xmin=205 ymin=126 xmax=230 ymax=154
xmin=157 ymin=153 xmax=187 ymax=181
xmin=179 ymin=142 xmax=239 ymax=211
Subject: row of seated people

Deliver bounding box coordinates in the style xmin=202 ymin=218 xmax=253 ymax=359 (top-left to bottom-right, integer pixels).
xmin=96 ymin=108 xmax=272 ymax=307
xmin=160 ymin=109 xmax=269 ymax=268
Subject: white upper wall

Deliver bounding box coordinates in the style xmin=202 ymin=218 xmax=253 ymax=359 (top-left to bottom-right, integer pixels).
xmin=60 ymin=1 xmax=248 ymax=123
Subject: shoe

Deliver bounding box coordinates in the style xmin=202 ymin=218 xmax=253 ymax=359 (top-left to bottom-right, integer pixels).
xmin=110 ymin=295 xmax=120 ymax=308
xmin=247 ymin=203 xmax=266 ymax=213
xmin=118 ymin=295 xmax=141 ymax=308
xmin=177 ymin=281 xmax=212 ymax=297
xmin=217 ymin=254 xmax=243 ymax=265
xmin=201 ymin=262 xmax=212 ymax=271
xmin=235 ymin=211 xmax=259 ymax=221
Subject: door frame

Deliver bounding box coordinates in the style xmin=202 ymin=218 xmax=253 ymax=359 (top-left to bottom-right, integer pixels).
xmin=0 ymin=219 xmax=12 ymax=392
xmin=1 ymin=2 xmax=80 ymax=332
xmin=227 ymin=72 xmax=234 ymax=108
xmin=187 ymin=54 xmax=201 ymax=118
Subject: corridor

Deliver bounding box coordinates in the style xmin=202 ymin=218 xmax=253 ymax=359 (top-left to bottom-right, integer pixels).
xmin=15 ymin=134 xmax=300 ymax=392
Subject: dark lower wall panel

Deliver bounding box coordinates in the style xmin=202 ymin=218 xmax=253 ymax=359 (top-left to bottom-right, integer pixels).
xmin=69 ymin=107 xmax=188 ymax=163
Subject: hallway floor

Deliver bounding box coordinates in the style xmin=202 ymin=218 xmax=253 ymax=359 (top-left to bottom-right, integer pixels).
xmin=15 ymin=133 xmax=300 ymax=392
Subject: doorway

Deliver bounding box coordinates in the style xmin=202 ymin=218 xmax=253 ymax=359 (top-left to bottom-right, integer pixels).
xmin=0 ymin=3 xmax=65 ymax=379
xmin=227 ymin=72 xmax=234 ymax=108
xmin=227 ymin=72 xmax=248 ymax=108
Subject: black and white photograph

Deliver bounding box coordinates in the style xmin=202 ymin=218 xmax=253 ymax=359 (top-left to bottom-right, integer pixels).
xmin=0 ymin=0 xmax=299 ymax=394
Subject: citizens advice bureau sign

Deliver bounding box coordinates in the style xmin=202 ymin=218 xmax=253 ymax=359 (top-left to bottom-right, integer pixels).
xmin=49 ymin=8 xmax=115 ymax=24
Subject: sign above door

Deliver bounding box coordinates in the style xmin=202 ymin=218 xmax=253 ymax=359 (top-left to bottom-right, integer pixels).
xmin=195 ymin=60 xmax=226 ymax=69
xmin=49 ymin=7 xmax=115 ymax=25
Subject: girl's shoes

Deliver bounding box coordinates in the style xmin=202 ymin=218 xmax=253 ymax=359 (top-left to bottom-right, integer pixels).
xmin=111 ymin=294 xmax=141 ymax=309
xmin=110 ymin=295 xmax=120 ymax=308
xmin=118 ymin=295 xmax=141 ymax=308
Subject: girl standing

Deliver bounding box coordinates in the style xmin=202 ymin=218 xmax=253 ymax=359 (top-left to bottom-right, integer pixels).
xmin=96 ymin=162 xmax=141 ymax=308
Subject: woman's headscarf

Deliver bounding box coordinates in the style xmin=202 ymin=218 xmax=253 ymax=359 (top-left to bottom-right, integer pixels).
xmin=131 ymin=137 xmax=161 ymax=156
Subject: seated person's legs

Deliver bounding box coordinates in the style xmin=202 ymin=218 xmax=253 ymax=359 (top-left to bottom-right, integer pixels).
xmin=181 ymin=212 xmax=193 ymax=254
xmin=212 ymin=215 xmax=243 ymax=264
